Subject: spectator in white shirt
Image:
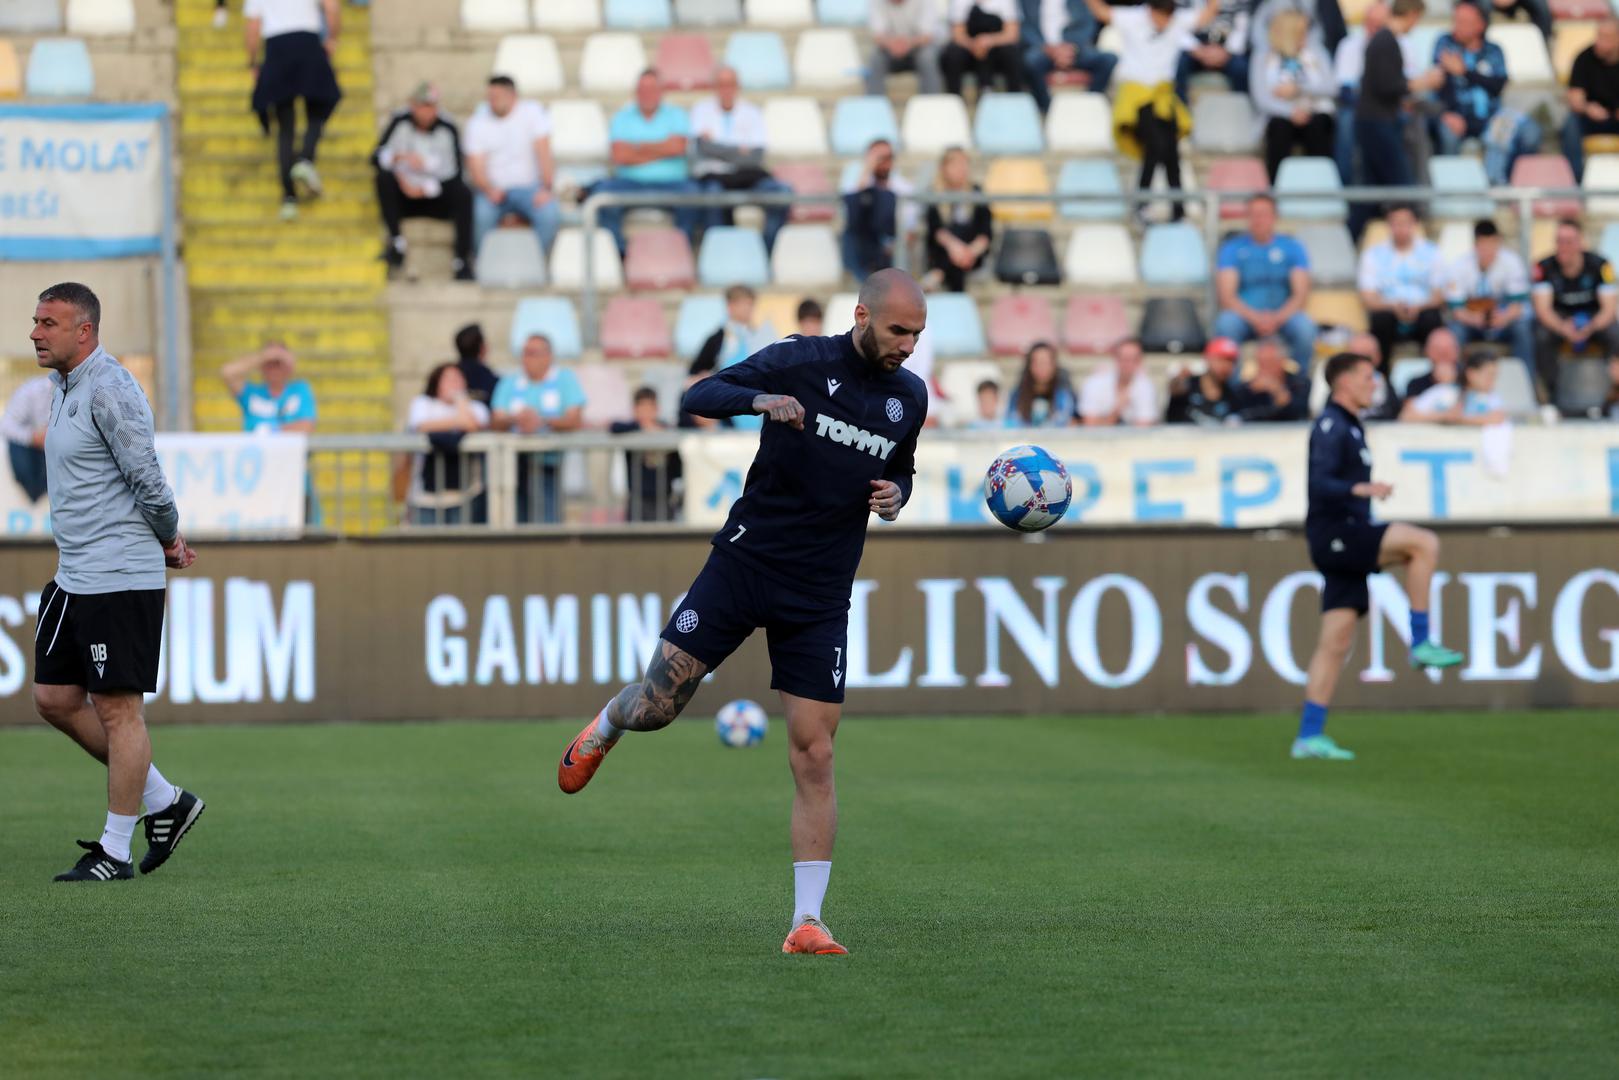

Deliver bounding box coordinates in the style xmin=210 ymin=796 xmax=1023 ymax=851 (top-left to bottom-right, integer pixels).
xmin=1080 ymin=338 xmax=1160 ymax=426
xmin=868 ymin=0 xmax=945 ymax=95
xmin=1446 ymin=218 xmax=1534 ymax=369
xmin=404 ymin=363 xmax=491 ymax=527
xmin=463 ymin=75 xmax=560 ymax=256
xmin=690 ymin=67 xmax=792 ymax=253
xmin=2 ymin=374 xmax=53 ymax=502
xmin=942 ymin=0 xmax=1026 ymax=98
xmin=1358 ymin=204 xmax=1447 ymax=371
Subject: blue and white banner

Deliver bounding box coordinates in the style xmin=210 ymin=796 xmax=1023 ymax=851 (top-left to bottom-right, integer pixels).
xmin=0 ymin=103 xmax=167 ymax=259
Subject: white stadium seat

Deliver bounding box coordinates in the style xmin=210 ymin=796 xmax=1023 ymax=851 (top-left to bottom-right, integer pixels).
xmin=792 ymin=28 xmax=862 ymax=89
xmin=1488 ymin=24 xmax=1554 ymax=85
xmin=579 ymin=32 xmax=647 ymax=95
xmin=1045 ymin=92 xmax=1113 ymax=155
xmin=901 ymin=94 xmax=972 ymax=156
xmin=548 ymin=227 xmax=624 ymax=290
xmin=763 ymin=96 xmax=828 ymax=156
xmin=823 ymin=292 xmax=860 ymax=333
xmin=1063 ymin=224 xmax=1137 ymax=285
xmin=746 ymin=0 xmax=814 ymax=24
xmin=461 ymin=0 xmax=529 ymax=31
xmin=534 ymin=0 xmax=602 ymax=28
xmin=65 ymin=0 xmax=135 ymax=35
xmin=1583 ymin=154 xmax=1619 ymax=217
xmin=549 ymin=100 xmax=610 ymax=160
xmin=491 ymin=35 xmax=564 ymax=96
xmin=769 ymin=224 xmax=842 ymax=287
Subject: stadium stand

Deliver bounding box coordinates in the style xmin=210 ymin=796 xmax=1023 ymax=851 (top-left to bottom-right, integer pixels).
xmin=1206 ymin=158 xmax=1269 ymax=218
xmin=65 ymin=0 xmax=135 ymax=36
xmin=461 ymin=0 xmax=529 ymax=32
xmin=987 ymin=294 xmax=1057 ymax=357
xmin=605 ymin=0 xmax=674 ymax=30
xmin=536 ymin=0 xmax=604 ymax=29
xmin=1191 ymin=93 xmax=1261 ymax=155
xmin=1295 ymin=225 xmax=1359 ymax=288
xmin=0 ymin=40 xmax=20 ymax=99
xmin=793 ymin=28 xmax=862 ymax=89
xmin=985 ymin=158 xmax=1053 ymax=223
xmin=1045 ymin=93 xmax=1113 ymax=155
xmin=1063 ymin=225 xmax=1137 ymax=286
xmin=1428 ymin=156 xmax=1494 ymax=220
xmin=769 ymin=224 xmax=843 ymax=286
xmin=26 ymin=38 xmax=95 ymax=97
xmin=996 ymin=228 xmax=1061 ymax=285
xmin=815 ymin=0 xmax=867 ymax=24
xmin=600 ymin=295 xmax=674 ymax=358
xmin=773 ymin=161 xmax=837 ymax=221
xmin=763 ymin=96 xmax=829 ymax=155
xmin=1140 ymin=224 xmax=1210 ymax=287
xmin=549 ymin=227 xmax=625 ymax=290
xmin=926 ymin=293 xmax=989 ymax=358
xmin=510 ymin=296 xmax=584 ymax=358
xmin=0 ymin=0 xmax=64 ymax=31
xmin=1583 ymin=155 xmax=1619 ymax=217
xmin=901 ymin=94 xmax=972 ymax=156
xmin=972 ymin=93 xmax=1044 ymax=156
xmin=549 ymin=100 xmax=611 ymax=159
xmin=723 ymin=29 xmax=791 ymax=88
xmin=654 ymin=33 xmax=717 ymax=89
xmin=830 ymin=95 xmax=900 ymax=155
xmin=675 ymin=294 xmax=729 ymax=357
xmin=625 ymin=227 xmax=698 ymax=290
xmin=1137 ymin=297 xmax=1207 ymax=355
xmin=579 ymin=33 xmax=647 ymax=94
xmin=476 ymin=229 xmax=549 ymax=288
xmin=698 ymin=225 xmax=771 ymax=286
xmin=1513 ymin=155 xmax=1581 ymax=218
xmin=745 ymin=0 xmax=816 ymax=26
xmin=1062 ymin=295 xmax=1130 ymax=356
xmin=678 ymin=0 xmax=745 ymax=25
xmin=491 ymin=34 xmax=565 ymax=95
xmin=1275 ymin=157 xmax=1347 ymax=220
xmin=1057 ymin=159 xmax=1126 ymax=221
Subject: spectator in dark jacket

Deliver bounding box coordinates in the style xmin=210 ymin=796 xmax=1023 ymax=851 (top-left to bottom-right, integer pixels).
xmin=1236 ymin=337 xmax=1311 ymax=420
xmin=453 ymin=322 xmax=500 ymax=407
xmin=924 ymin=148 xmax=993 ymax=292
xmin=1560 ymin=18 xmax=1619 ymax=181
xmin=1350 ymin=0 xmax=1443 ymax=238
xmin=610 ymin=387 xmax=683 ymax=522
xmin=373 ymin=82 xmax=474 ymax=279
xmin=1167 ymin=337 xmax=1243 ymax=424
xmin=842 ymin=139 xmax=906 ymax=281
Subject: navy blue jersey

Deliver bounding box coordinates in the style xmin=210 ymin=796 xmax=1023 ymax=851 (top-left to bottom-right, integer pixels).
xmin=1305 ymin=400 xmax=1373 ymax=533
xmin=682 ymin=331 xmax=928 ymax=600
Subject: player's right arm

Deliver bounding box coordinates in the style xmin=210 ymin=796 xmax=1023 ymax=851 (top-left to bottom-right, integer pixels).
xmin=1307 ymin=420 xmax=1357 ymax=502
xmin=681 ymin=342 xmax=805 ymax=429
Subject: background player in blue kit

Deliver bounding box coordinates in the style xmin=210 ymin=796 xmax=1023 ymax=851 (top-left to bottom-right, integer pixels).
xmin=556 ymin=269 xmax=929 ymax=956
xmin=1297 ymin=352 xmax=1464 ymax=761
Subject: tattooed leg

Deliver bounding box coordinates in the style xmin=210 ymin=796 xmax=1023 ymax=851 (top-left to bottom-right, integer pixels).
xmin=605 ymin=639 xmax=709 ymax=733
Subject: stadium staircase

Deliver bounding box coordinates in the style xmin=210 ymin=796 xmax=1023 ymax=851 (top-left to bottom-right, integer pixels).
xmin=174 ymin=0 xmax=391 ymax=528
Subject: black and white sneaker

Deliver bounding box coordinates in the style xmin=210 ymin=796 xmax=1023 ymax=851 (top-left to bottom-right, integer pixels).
xmin=139 ymin=789 xmax=206 ymax=875
xmin=54 ymin=840 xmax=134 ymax=882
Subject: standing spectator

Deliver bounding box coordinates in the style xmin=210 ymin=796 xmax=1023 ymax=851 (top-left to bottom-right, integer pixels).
xmin=610 ymin=387 xmax=683 ymax=523
xmin=867 ymin=0 xmax=946 ymax=96
xmin=1253 ymin=10 xmax=1338 ymax=182
xmin=796 ymin=298 xmax=825 ymax=337
xmin=1561 ymin=18 xmax=1619 ymax=182
xmin=1402 ymin=351 xmax=1507 ymax=423
xmin=403 ymin=363 xmax=490 ymax=526
xmin=942 ymin=0 xmax=1026 ymax=98
xmin=372 ymin=82 xmax=475 ymax=280
xmin=246 ymin=0 xmax=342 ymax=223
xmin=598 ymin=71 xmax=698 ymax=255
xmin=1021 ymin=0 xmax=1118 ymax=113
xmin=1176 ymin=0 xmax=1253 ymax=103
xmin=1006 ymin=341 xmax=1078 ymax=425
xmin=1403 ymin=325 xmax=1461 ymax=400
xmin=969 ymin=378 xmax=1004 ymax=428
xmin=690 ymin=67 xmax=792 ymax=254
xmin=1214 ymin=194 xmax=1319 ymax=369
xmin=465 ymin=76 xmax=560 ymax=256
xmin=1446 ymin=219 xmax=1534 ymax=367
xmin=1531 ymin=218 xmax=1619 ymax=400
xmin=1166 ymin=337 xmax=1242 ymax=424
xmin=491 ymin=334 xmax=586 ymax=525
xmin=923 ymin=147 xmax=993 ymax=292
xmin=453 ymin=322 xmax=500 ymax=407
xmin=1079 ymin=338 xmax=1159 ymax=426
xmin=1235 ymin=337 xmax=1311 ymax=420
xmin=220 ymin=341 xmax=317 ymax=433
xmin=691 ymin=285 xmax=773 ymax=379
xmin=1432 ymin=2 xmax=1539 ymax=186
xmin=1 ymin=374 xmax=52 ymax=502
xmin=1350 ymin=0 xmax=1442 ymax=239
xmin=1358 ymin=204 xmax=1446 ymax=370
xmin=841 ymin=139 xmax=915 ymax=281
xmin=1332 ymin=1 xmax=1397 ymax=182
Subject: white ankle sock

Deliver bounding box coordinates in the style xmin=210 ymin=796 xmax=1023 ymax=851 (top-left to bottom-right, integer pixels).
xmin=99 ymin=812 xmax=139 ymax=864
xmin=144 ymin=764 xmax=178 ymax=814
xmin=594 ymin=707 xmax=620 ymax=741
xmin=793 ymin=861 xmax=831 ymax=924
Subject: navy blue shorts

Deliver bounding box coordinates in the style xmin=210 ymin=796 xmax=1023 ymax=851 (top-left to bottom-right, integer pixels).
xmin=1308 ymin=523 xmax=1389 ymax=615
xmin=661 ymin=549 xmax=849 ymax=704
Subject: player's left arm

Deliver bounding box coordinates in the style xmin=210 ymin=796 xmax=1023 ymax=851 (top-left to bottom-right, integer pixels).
xmin=872 ymin=385 xmax=928 ymax=521
xmin=90 ymin=379 xmax=194 ymax=568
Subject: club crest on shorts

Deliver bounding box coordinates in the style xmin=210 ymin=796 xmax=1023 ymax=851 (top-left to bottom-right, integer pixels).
xmin=675 ymin=609 xmax=699 ymax=633
xmin=885 ymin=397 xmax=903 ymax=423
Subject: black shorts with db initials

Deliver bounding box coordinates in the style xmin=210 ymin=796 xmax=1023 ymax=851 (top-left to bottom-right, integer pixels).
xmin=34 ymin=581 xmax=166 ymax=694
xmin=661 ymin=549 xmax=850 ymax=704
xmin=1307 ymin=522 xmax=1389 ymax=615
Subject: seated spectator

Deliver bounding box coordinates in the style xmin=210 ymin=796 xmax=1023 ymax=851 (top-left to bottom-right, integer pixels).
xmin=969 ymin=378 xmax=1004 ymax=428
xmin=1402 ymin=351 xmax=1506 ymax=424
xmin=1446 ymin=219 xmax=1533 ymax=367
xmin=453 ymin=322 xmax=500 ymax=407
xmin=1341 ymin=329 xmax=1403 ymax=418
xmin=1403 ymin=325 xmax=1461 ymax=400
xmin=464 ymin=76 xmax=560 ymax=258
xmin=924 ymin=147 xmax=993 ymax=292
xmin=599 ymin=70 xmax=698 ymax=254
xmin=1166 ymin=336 xmax=1241 ymax=424
xmin=1432 ymin=3 xmax=1539 ymax=186
xmin=373 ymin=83 xmax=474 ymax=280
xmin=1176 ymin=0 xmax=1252 ymax=103
xmin=403 ymin=363 xmax=490 ymax=526
xmin=1080 ymin=338 xmax=1159 ymax=425
xmin=1250 ymin=0 xmax=1347 ymax=69
xmin=1532 ymin=218 xmax=1619 ymax=401
xmin=942 ymin=0 xmax=1025 ymax=98
xmin=1214 ymin=194 xmax=1319 ymax=369
xmin=867 ymin=0 xmax=945 ymax=96
xmin=1332 ymin=1 xmax=1389 ymax=183
xmin=492 ymin=333 xmax=586 ymax=525
xmin=1021 ymin=0 xmax=1118 ymax=114
xmin=842 ymin=138 xmax=915 ymax=281
xmin=1 ymin=374 xmax=52 ymax=502
xmin=610 ymin=387 xmax=683 ymax=523
xmin=1235 ymin=336 xmax=1311 ymax=420
xmin=1359 ymin=204 xmax=1446 ymax=371
xmin=1350 ymin=0 xmax=1442 ymax=239
xmin=221 ymin=341 xmax=317 ymax=433
xmin=691 ymin=67 xmax=792 ymax=254
xmin=1006 ymin=341 xmax=1078 ymax=426
xmin=1253 ymin=10 xmax=1337 ymax=182
xmin=1560 ymin=18 xmax=1619 ymax=182
xmin=796 ymin=298 xmax=825 ymax=336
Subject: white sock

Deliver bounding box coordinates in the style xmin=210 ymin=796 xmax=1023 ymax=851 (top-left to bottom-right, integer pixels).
xmin=99 ymin=812 xmax=139 ymax=864
xmin=144 ymin=763 xmax=178 ymax=814
xmin=594 ymin=706 xmax=620 ymax=741
xmin=793 ymin=861 xmax=832 ymax=925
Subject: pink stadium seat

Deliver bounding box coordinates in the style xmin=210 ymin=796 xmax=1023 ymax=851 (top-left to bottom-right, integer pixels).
xmin=988 ymin=295 xmax=1057 ymax=357
xmin=1062 ymin=295 xmax=1129 ymax=355
xmin=655 ymin=33 xmax=716 ymax=90
xmin=624 ymin=227 xmax=696 ymax=289
xmin=772 ymin=161 xmax=834 ymax=222
xmin=1551 ymin=0 xmax=1608 ymax=18
xmin=1511 ymin=154 xmax=1580 ymax=218
xmin=1205 ymin=157 xmax=1269 ymax=220
xmin=600 ymin=296 xmax=673 ymax=359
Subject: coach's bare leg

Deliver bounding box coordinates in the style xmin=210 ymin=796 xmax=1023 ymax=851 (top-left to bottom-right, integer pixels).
xmin=1378 ymin=523 xmax=1440 ymax=610
xmin=1304 ymin=609 xmax=1359 ymax=707
xmin=92 ymin=691 xmax=151 ymax=816
xmin=606 ymin=639 xmax=709 ymax=732
xmin=34 ymin=683 xmax=109 ymax=764
xmin=782 ymin=692 xmax=840 ymax=862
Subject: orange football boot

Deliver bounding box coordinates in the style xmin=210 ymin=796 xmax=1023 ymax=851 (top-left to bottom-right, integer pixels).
xmin=557 ymin=715 xmax=618 ymax=794
xmin=781 ymin=917 xmax=849 ymax=955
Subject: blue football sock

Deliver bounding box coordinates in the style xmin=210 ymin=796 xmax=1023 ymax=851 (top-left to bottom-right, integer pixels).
xmin=1410 ymin=610 xmax=1430 ymax=648
xmin=1298 ymin=701 xmax=1328 ymax=741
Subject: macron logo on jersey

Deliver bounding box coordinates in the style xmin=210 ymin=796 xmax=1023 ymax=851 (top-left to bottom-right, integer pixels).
xmin=813 ymin=413 xmax=897 ymax=460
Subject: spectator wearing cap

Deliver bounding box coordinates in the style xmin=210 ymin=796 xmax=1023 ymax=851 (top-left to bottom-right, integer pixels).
xmin=1561 ymin=18 xmax=1619 ymax=182
xmin=221 ymin=341 xmax=318 ymax=434
xmin=691 ymin=67 xmax=793 ymax=253
xmin=1445 ymin=219 xmax=1533 ymax=369
xmin=373 ymin=82 xmax=475 ymax=280
xmin=464 ymin=75 xmax=561 ymax=256
xmin=868 ymin=0 xmax=946 ymax=96
xmin=1358 ymin=204 xmax=1446 ymax=371
xmin=600 ymin=70 xmax=699 ymax=255
xmin=1020 ymin=0 xmax=1118 ymax=114
xmin=1166 ymin=337 xmax=1242 ymax=424
xmin=1079 ymin=338 xmax=1159 ymax=426
xmin=1431 ymin=2 xmax=1539 ymax=186
xmin=1 ymin=374 xmax=53 ymax=502
xmin=1234 ymin=337 xmax=1310 ymax=421
xmin=1214 ymin=194 xmax=1318 ymax=369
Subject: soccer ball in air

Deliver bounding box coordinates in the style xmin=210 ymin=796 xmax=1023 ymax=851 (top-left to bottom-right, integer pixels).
xmin=716 ymin=699 xmax=768 ymax=748
xmin=984 ymin=445 xmax=1073 ymax=532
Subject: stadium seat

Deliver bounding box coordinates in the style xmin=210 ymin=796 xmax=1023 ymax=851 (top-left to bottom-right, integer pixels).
xmin=1489 ymin=24 xmax=1554 ymax=85
xmin=1062 ymin=224 xmax=1137 ymax=286
xmin=677 ymin=0 xmax=743 ymax=23
xmin=901 ymin=95 xmax=973 ymax=156
xmin=1512 ymin=154 xmax=1580 ymax=217
xmin=1307 ymin=289 xmax=1369 ymax=333
xmin=1275 ymin=157 xmax=1346 ymax=219
xmin=764 ymin=97 xmax=829 ymax=156
xmin=724 ymin=31 xmax=790 ymax=90
xmin=794 ymin=28 xmax=862 ymax=89
xmin=698 ymin=226 xmax=771 ymax=286
xmin=534 ymin=0 xmax=601 ymax=28
xmin=1551 ymin=0 xmax=1607 ymax=17
xmin=985 ymin=158 xmax=1053 ymax=223
xmin=549 ymin=100 xmax=610 ymax=160
xmin=772 ymin=161 xmax=835 ymax=222
xmin=1206 ymin=157 xmax=1269 ymax=220
xmin=973 ymin=93 xmax=1044 ymax=155
xmin=1295 ymin=225 xmax=1358 ymax=287
xmin=26 ymin=39 xmax=94 ymax=97
xmin=675 ymin=294 xmax=727 ymax=356
xmin=1583 ymin=154 xmax=1619 ymax=217
xmin=1192 ymin=93 xmax=1260 ymax=154
xmin=605 ymin=0 xmax=672 ymax=27
xmin=995 ymin=228 xmax=1061 ymax=285
xmin=831 ymin=96 xmax=900 ymax=156
xmin=746 ymin=0 xmax=814 ymax=24
xmin=1496 ymin=358 xmax=1537 ymax=415
xmin=1436 ymin=221 xmax=1475 ymax=263
xmin=624 ymin=227 xmax=696 ymax=290
xmin=600 ymin=296 xmax=673 ymax=359
xmin=1529 ymin=219 xmax=1559 ymax=260
xmin=769 ymin=224 xmax=841 ymax=287
xmin=751 ymin=293 xmax=801 ymax=338
xmin=1555 ymin=357 xmax=1612 ymax=415
xmin=1062 ymin=295 xmax=1129 ymax=355
xmin=0 ymin=40 xmax=19 ymax=100
xmin=1137 ymin=298 xmax=1207 ymax=355
xmin=579 ymin=33 xmax=647 ymax=94
xmin=818 ymin=0 xmax=867 ymax=22
xmin=1045 ymin=93 xmax=1113 ymax=154
xmin=925 ymin=293 xmax=988 ymax=358
xmin=655 ymin=33 xmax=716 ymax=90
xmin=65 ymin=0 xmax=134 ymax=34
xmin=1389 ymin=357 xmax=1428 ymax=397
xmin=937 ymin=360 xmax=1002 ymax=425
xmin=574 ymin=364 xmax=634 ymax=427
xmin=1 ymin=0 xmax=61 ymax=31
xmin=509 ymin=297 xmax=583 ymax=359
xmin=476 ymin=229 xmax=547 ymax=288
xmin=823 ymin=292 xmax=860 ymax=333
xmin=492 ymin=35 xmax=564 ymax=96
xmin=1405 ymin=25 xmax=1441 ymax=67
xmin=548 ymin=227 xmax=623 ymax=290
xmin=1140 ymin=223 xmax=1209 ymax=286
xmin=462 ymin=0 xmax=529 ymax=31
xmin=1057 ymin=159 xmax=1125 ymax=220
xmin=1553 ymin=22 xmax=1598 ymax=84
xmin=987 ymin=295 xmax=1058 ymax=356
xmin=1428 ymin=156 xmax=1493 ymax=219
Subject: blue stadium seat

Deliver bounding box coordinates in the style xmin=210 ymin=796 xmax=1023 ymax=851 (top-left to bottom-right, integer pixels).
xmin=1600 ymin=223 xmax=1619 ymax=267
xmin=0 ymin=0 xmax=64 ymax=32
xmin=26 ymin=39 xmax=94 ymax=97
xmin=816 ymin=0 xmax=867 ymax=23
xmin=1057 ymin=159 xmax=1125 ymax=220
xmin=1275 ymin=157 xmax=1346 ymax=220
xmin=1140 ymin=222 xmax=1209 ymax=286
xmin=925 ymin=293 xmax=988 ymax=357
xmin=972 ymin=93 xmax=1044 ymax=155
xmin=1294 ymin=224 xmax=1357 ymax=287
xmin=1428 ymin=156 xmax=1494 ymax=220
xmin=723 ymin=30 xmax=790 ymax=89
xmin=675 ymin=0 xmax=742 ymax=23
xmin=604 ymin=0 xmax=671 ymax=27
xmin=830 ymin=95 xmax=900 ymax=155
xmin=675 ymin=294 xmax=728 ymax=357
xmin=508 ymin=297 xmax=583 ymax=360
xmin=697 ymin=226 xmax=770 ymax=286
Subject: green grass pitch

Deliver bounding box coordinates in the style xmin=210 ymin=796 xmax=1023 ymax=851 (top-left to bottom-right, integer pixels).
xmin=3 ymin=712 xmax=1616 ymax=1078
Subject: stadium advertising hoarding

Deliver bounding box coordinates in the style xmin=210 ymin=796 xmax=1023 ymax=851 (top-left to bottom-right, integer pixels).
xmin=0 ymin=529 xmax=1616 ymax=724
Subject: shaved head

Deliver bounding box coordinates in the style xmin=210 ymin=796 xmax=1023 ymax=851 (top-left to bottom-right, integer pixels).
xmin=853 ymin=269 xmax=927 ymax=373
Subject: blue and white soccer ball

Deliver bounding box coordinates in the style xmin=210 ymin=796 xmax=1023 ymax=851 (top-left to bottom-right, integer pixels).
xmin=716 ymin=699 xmax=768 ymax=748
xmin=984 ymin=445 xmax=1073 ymax=533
